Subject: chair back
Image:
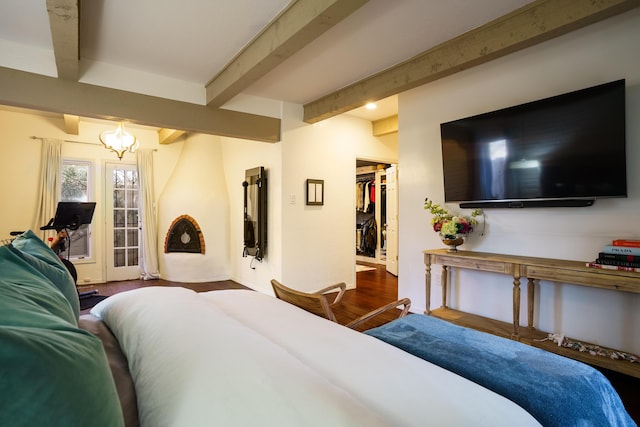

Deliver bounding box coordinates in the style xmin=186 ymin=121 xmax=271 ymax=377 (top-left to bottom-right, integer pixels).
xmin=270 ymin=279 xmax=337 ymax=322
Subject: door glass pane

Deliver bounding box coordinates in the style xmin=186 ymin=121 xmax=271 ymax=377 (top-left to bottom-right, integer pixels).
xmin=114 ymin=210 xmax=125 ymax=227
xmin=114 ymin=249 xmax=126 ymax=267
xmin=127 ymin=248 xmax=139 ymax=266
xmin=114 ymin=170 xmax=125 ymax=188
xmin=114 ymin=229 xmax=125 ymax=247
xmin=114 ymin=189 xmax=125 ymax=208
xmin=127 ymin=190 xmax=138 ymax=209
xmin=127 ymin=229 xmax=138 ymax=247
xmin=125 ymin=170 xmax=137 ymax=187
xmin=127 ymin=209 xmax=138 ymax=227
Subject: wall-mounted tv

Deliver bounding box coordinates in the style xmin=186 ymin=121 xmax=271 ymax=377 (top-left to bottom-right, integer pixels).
xmin=440 ymin=79 xmax=626 ymax=208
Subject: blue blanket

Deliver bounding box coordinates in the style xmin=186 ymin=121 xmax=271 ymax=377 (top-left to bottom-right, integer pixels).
xmin=365 ymin=315 xmax=635 ymax=427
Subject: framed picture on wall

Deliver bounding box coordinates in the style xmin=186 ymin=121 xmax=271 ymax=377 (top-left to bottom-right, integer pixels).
xmin=306 ymin=179 xmax=324 ymax=206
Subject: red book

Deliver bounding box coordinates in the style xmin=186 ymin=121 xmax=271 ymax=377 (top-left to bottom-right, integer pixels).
xmin=612 ymin=239 xmax=640 ymax=248
xmin=586 ymin=261 xmax=640 ymax=273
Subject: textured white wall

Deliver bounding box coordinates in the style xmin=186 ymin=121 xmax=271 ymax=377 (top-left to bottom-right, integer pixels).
xmin=275 ymin=103 xmax=396 ymax=293
xmin=220 ymin=135 xmax=282 ymax=295
xmin=158 ymin=134 xmax=230 ymax=282
xmin=398 ymin=9 xmax=640 ymax=354
xmin=0 ymin=109 xmax=178 ymax=284
xmin=219 ymin=102 xmax=398 ymax=295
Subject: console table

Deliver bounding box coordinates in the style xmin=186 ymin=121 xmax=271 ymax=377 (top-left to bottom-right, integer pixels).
xmin=423 ymin=249 xmax=640 ymax=378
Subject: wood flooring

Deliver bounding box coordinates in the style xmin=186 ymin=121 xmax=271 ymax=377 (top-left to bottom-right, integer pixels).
xmin=80 ymin=263 xmax=638 ymax=423
xmin=79 ymin=263 xmax=403 ymax=329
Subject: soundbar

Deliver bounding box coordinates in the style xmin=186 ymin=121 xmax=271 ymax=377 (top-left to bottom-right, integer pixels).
xmin=459 ymin=199 xmax=595 ymax=209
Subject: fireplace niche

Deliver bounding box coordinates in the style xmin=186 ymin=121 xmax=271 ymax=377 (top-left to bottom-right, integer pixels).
xmin=164 ymin=215 xmax=205 ymax=254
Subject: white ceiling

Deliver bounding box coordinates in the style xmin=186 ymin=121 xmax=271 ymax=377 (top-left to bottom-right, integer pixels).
xmin=0 ymin=0 xmax=533 ymax=122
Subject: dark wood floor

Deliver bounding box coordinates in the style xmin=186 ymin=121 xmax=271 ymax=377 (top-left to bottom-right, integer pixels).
xmin=81 ymin=263 xmax=638 ymax=423
xmin=80 ymin=263 xmax=403 ymax=329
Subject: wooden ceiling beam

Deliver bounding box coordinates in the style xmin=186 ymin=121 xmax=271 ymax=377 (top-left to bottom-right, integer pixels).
xmin=205 ymin=0 xmax=369 ymax=108
xmin=303 ymin=0 xmax=640 ymax=123
xmin=158 ymin=128 xmax=186 ymax=145
xmin=63 ymin=114 xmax=80 ymax=134
xmin=372 ymin=115 xmax=398 ymax=136
xmin=46 ymin=0 xmax=79 ymax=81
xmin=0 ymin=67 xmax=280 ymax=142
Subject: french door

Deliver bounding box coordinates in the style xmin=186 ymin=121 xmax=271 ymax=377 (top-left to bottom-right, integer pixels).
xmin=105 ymin=163 xmax=141 ymax=281
xmin=385 ymin=165 xmax=399 ymax=276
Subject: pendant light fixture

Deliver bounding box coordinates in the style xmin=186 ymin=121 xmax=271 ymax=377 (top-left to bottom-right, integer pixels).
xmin=99 ymin=122 xmax=139 ymax=159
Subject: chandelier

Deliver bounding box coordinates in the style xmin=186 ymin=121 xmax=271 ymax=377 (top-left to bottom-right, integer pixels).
xmin=99 ymin=122 xmax=139 ymax=159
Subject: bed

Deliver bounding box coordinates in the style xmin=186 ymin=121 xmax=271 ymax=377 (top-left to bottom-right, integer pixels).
xmin=0 ymin=230 xmax=626 ymax=426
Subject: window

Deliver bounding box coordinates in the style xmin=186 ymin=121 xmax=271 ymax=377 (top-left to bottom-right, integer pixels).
xmin=61 ymin=159 xmax=93 ymax=260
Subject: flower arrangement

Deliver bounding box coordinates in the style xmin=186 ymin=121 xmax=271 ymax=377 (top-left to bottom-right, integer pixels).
xmin=424 ymin=198 xmax=482 ymax=239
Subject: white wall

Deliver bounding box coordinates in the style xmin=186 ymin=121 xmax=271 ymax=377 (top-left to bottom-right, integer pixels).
xmin=279 ymin=103 xmax=397 ymax=293
xmin=0 ymin=99 xmax=396 ymax=297
xmin=0 ymin=109 xmax=180 ymax=284
xmin=220 ymin=102 xmax=397 ymax=295
xmin=0 ymin=110 xmax=43 ymax=236
xmin=220 ymin=133 xmax=282 ymax=295
xmin=398 ymin=9 xmax=640 ymax=354
xmin=158 ymin=134 xmax=231 ymax=282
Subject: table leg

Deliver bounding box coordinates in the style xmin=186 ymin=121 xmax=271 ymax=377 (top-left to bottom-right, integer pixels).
xmin=425 ymin=259 xmax=432 ymax=315
xmin=441 ymin=265 xmax=448 ymax=309
xmin=527 ymin=278 xmax=535 ymax=330
xmin=512 ymin=269 xmax=521 ymax=340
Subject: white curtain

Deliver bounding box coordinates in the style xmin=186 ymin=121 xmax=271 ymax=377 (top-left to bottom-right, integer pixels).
xmin=32 ymin=138 xmax=62 ymax=240
xmin=137 ymin=149 xmax=160 ymax=280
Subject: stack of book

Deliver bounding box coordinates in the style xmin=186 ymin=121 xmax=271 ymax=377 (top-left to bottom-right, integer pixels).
xmin=586 ymin=239 xmax=640 ymax=272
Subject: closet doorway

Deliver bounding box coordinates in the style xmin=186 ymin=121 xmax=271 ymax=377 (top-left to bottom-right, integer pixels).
xmin=355 ymin=160 xmax=398 ymax=276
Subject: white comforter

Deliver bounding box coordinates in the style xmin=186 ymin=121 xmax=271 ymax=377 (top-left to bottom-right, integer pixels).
xmin=92 ymin=288 xmax=541 ymax=427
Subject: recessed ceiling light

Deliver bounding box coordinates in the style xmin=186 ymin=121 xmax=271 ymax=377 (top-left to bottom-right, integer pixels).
xmin=365 ymin=102 xmax=377 ymax=110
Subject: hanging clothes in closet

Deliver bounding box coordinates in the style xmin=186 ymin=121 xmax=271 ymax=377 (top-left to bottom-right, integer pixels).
xmin=359 ymin=216 xmax=377 ymax=257
xmin=363 ymin=180 xmax=371 ymax=213
xmin=356 ymin=173 xmax=375 ymax=214
xmin=356 ymin=172 xmax=377 ymax=257
xmin=368 ymin=179 xmax=376 ymax=213
xmin=356 ymin=181 xmax=364 ymax=212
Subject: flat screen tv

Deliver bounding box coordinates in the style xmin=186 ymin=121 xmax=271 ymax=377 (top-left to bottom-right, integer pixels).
xmin=440 ymin=79 xmax=626 ymax=208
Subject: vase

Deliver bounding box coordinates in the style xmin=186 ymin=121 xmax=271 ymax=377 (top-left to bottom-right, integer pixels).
xmin=442 ymin=236 xmax=464 ymax=252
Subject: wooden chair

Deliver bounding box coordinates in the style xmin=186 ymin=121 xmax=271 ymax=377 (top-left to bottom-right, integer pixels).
xmin=271 ymin=279 xmax=411 ymax=330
